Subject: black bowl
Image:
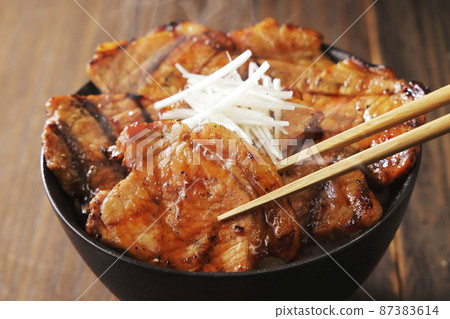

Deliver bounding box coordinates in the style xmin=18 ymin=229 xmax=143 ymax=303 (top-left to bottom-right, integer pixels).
xmin=41 ymin=47 xmax=422 ymax=300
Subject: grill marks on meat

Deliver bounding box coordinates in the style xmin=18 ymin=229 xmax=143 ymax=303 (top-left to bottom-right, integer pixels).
xmin=354 ymin=82 xmax=425 ymax=185
xmin=229 ymin=18 xmax=335 ymax=91
xmin=87 ymin=23 xmax=190 ymax=94
xmin=87 ymin=21 xmax=234 ymax=98
xmin=282 ymin=153 xmax=383 ymax=243
xmin=139 ymin=31 xmax=233 ymax=97
xmin=42 ymin=94 xmax=156 ymax=207
xmin=85 ymin=19 xmax=423 ymax=186
xmin=230 ymin=20 xmax=424 ymax=186
xmin=306 ymin=61 xmax=424 ymax=185
xmin=43 ymin=123 xmax=81 ymax=197
xmin=264 ymin=56 xmax=425 ymax=185
xmin=357 ymin=109 xmax=423 ymax=185
xmin=305 ymin=57 xmax=406 ymax=95
xmin=86 ymin=18 xmax=330 ymax=150
xmin=301 ymin=58 xmax=426 ymax=185
xmin=43 ymin=96 xmax=123 ymax=203
xmin=42 ymin=19 xmax=427 ymax=271
xmin=86 ymin=121 xmax=300 ymax=272
xmin=191 ymin=122 xmax=301 ymax=261
xmin=309 ymin=170 xmax=383 ymax=242
xmin=73 ymin=94 xmax=158 ymax=137
xmin=229 ymin=18 xmax=325 ymax=63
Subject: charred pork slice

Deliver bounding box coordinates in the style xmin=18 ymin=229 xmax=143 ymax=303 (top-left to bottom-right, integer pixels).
xmin=300 ymin=58 xmax=426 ymax=185
xmin=282 ymin=155 xmax=383 ymax=243
xmin=354 ymin=82 xmax=425 ymax=185
xmin=231 ymin=23 xmax=424 ymax=186
xmin=86 ymin=21 xmax=234 ymax=97
xmin=72 ymin=94 xmax=160 ymax=134
xmin=42 ymin=94 xmax=154 ymax=208
xmin=279 ymin=102 xmax=324 ymax=157
xmin=302 ymin=58 xmax=425 ymax=137
xmin=86 ymin=121 xmax=300 ymax=272
xmin=309 ymin=169 xmax=383 ymax=242
xmin=229 ymin=18 xmax=331 ymax=65
xmin=230 ymin=18 xmax=334 ymax=93
xmin=282 ymin=164 xmax=322 ymax=244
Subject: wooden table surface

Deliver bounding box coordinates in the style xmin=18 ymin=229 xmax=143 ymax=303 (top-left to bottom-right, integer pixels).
xmin=0 ymin=0 xmax=448 ymax=301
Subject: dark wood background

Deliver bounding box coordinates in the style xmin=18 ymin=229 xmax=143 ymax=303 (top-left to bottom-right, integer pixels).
xmin=0 ymin=0 xmax=448 ymax=300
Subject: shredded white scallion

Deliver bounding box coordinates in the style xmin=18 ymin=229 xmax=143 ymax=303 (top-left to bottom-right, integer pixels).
xmin=155 ymin=50 xmax=311 ymax=163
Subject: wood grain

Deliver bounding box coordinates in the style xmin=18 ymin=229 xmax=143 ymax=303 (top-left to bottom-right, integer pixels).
xmin=0 ymin=0 xmax=448 ymax=300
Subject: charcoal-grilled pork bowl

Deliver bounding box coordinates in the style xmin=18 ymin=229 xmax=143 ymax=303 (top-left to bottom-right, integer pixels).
xmin=41 ymin=41 xmax=423 ymax=300
xmin=41 ymin=148 xmax=421 ymax=300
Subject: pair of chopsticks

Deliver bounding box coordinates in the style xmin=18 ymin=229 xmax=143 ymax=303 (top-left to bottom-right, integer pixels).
xmin=217 ymin=84 xmax=450 ymax=222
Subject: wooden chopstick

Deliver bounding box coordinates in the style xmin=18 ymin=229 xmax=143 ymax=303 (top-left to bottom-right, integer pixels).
xmin=217 ymin=112 xmax=450 ymax=222
xmin=275 ymin=84 xmax=450 ymax=172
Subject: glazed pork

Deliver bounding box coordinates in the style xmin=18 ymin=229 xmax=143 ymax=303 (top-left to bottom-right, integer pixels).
xmin=231 ymin=19 xmax=425 ymax=186
xmin=42 ymin=94 xmax=159 ymax=210
xmin=42 ymin=18 xmax=426 ymax=272
xmin=282 ymin=149 xmax=383 ymax=243
xmin=87 ymin=21 xmax=234 ymax=99
xmin=309 ymin=169 xmax=383 ymax=242
xmin=300 ymin=58 xmax=425 ymax=185
xmin=86 ymin=121 xmax=300 ymax=271
xmin=87 ymin=18 xmax=424 ymax=186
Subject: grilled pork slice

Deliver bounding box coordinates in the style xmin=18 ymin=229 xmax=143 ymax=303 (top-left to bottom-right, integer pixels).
xmin=42 ymin=94 xmax=154 ymax=207
xmin=282 ymin=154 xmax=383 ymax=243
xmin=282 ymin=164 xmax=322 ymax=245
xmin=230 ymin=18 xmax=334 ymax=95
xmin=309 ymin=169 xmax=383 ymax=242
xmin=231 ymin=22 xmax=424 ymax=186
xmin=300 ymin=90 xmax=422 ymax=185
xmin=71 ymin=94 xmax=158 ymax=137
xmin=354 ymin=81 xmax=425 ymax=185
xmin=279 ymin=103 xmax=324 ymax=157
xmin=305 ymin=57 xmax=410 ymax=95
xmin=300 ymin=58 xmax=426 ymax=185
xmin=86 ymin=121 xmax=300 ymax=272
xmin=84 ymin=17 xmax=423 ymax=185
xmin=86 ymin=21 xmax=234 ymax=97
xmin=229 ymin=18 xmax=331 ymax=66
xmin=300 ymin=58 xmax=425 ymax=137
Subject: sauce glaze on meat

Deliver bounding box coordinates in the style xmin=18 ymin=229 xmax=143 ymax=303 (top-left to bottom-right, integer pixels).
xmin=42 ymin=18 xmax=425 ymax=272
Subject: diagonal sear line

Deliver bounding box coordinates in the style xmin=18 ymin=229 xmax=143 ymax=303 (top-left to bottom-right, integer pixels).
xmin=250 ymin=176 xmax=376 ymax=301
xmin=71 ymin=0 xmax=202 ymax=126
xmin=76 ymin=177 xmax=201 ymax=301
xmin=248 ymin=0 xmax=379 ymax=128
